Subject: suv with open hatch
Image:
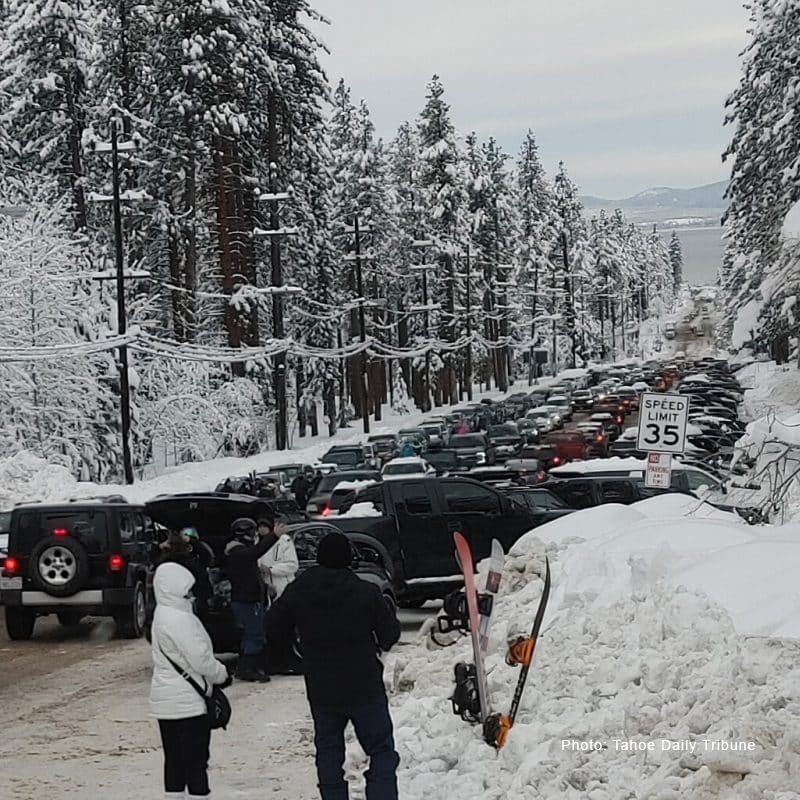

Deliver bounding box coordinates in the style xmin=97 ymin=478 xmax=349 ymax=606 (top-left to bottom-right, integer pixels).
xmin=0 ymin=498 xmax=160 ymax=640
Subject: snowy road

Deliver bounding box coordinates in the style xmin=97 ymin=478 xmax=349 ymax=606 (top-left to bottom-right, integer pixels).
xmin=0 ymin=605 xmax=433 ymax=799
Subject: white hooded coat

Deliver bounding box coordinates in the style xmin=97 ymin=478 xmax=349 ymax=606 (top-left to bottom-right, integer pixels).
xmin=149 ymin=562 xmax=228 ymax=720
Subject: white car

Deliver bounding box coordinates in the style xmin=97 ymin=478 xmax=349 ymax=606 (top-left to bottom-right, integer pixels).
xmin=381 ymin=456 xmax=436 ymax=480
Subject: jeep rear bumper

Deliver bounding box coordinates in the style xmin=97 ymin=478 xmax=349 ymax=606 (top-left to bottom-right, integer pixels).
xmin=1 ymin=587 xmax=134 ymax=610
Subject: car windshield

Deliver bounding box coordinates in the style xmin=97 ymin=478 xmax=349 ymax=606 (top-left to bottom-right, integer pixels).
xmin=274 ymin=464 xmax=302 ymax=480
xmin=383 ymin=461 xmax=426 ymax=475
xmin=450 ymin=435 xmax=485 ymax=449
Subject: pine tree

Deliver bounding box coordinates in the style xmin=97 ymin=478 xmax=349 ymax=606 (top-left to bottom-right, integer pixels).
xmin=669 ymin=232 xmax=684 ymax=291
xmin=417 ymin=75 xmax=466 ymax=404
xmin=0 ymin=0 xmax=93 ymax=229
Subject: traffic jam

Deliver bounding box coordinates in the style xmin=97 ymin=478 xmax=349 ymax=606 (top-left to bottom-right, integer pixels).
xmin=0 ymin=356 xmax=750 ymax=653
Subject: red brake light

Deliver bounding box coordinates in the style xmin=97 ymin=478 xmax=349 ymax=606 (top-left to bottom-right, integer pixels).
xmin=53 ymin=528 xmax=69 ymax=537
xmin=108 ymin=554 xmax=125 ymax=572
xmin=321 ymin=506 xmax=331 ymax=517
xmin=4 ymin=556 xmax=19 ymax=576
xmin=596 ymin=434 xmax=604 ymax=442
xmin=552 ymin=456 xmax=561 ymax=466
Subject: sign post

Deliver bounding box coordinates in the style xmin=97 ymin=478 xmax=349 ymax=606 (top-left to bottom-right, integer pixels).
xmin=637 ymin=392 xmax=690 ymax=488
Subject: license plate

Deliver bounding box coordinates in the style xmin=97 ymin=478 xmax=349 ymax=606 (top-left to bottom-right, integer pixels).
xmin=0 ymin=576 xmax=22 ymax=590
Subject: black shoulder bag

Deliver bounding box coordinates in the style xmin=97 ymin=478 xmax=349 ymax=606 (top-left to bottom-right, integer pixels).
xmin=160 ymin=648 xmax=232 ymax=731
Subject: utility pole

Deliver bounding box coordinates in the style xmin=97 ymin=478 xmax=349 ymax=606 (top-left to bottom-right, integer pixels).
xmin=111 ymin=118 xmax=133 ymax=484
xmin=465 ymin=244 xmax=473 ymax=401
xmin=254 ymin=181 xmax=298 ymax=451
xmin=353 ymin=215 xmax=369 ymax=434
xmin=87 ymin=110 xmax=150 ymax=485
xmin=562 ymin=230 xmax=577 ymax=369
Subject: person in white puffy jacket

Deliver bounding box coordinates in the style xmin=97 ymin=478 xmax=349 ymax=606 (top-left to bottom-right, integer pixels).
xmin=257 ymin=516 xmax=299 ymax=601
xmin=150 ymin=562 xmax=229 ymax=800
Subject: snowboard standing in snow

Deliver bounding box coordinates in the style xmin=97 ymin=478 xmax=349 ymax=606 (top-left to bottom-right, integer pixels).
xmin=478 ymin=539 xmax=504 ymax=653
xmin=484 ymin=556 xmax=551 ymax=749
xmin=448 ymin=532 xmax=491 ymax=724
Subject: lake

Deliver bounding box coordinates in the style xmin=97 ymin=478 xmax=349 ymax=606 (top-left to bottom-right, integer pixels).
xmin=658 ymin=225 xmax=725 ymax=286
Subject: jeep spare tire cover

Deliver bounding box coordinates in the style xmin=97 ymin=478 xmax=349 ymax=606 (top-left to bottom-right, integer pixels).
xmin=30 ymin=536 xmax=90 ymax=598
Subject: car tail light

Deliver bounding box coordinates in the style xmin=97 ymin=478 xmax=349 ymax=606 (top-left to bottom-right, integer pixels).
xmin=552 ymin=456 xmax=562 ymax=466
xmin=53 ymin=528 xmax=69 ymax=537
xmin=3 ymin=556 xmax=19 ymax=576
xmin=596 ymin=434 xmax=605 ymax=442
xmin=321 ymin=506 xmax=331 ymax=517
xmin=108 ymin=554 xmax=125 ymax=572
xmin=616 ymin=416 xmax=624 ymax=424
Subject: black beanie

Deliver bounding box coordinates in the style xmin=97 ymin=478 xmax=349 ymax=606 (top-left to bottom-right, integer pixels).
xmin=317 ymin=532 xmax=353 ymax=568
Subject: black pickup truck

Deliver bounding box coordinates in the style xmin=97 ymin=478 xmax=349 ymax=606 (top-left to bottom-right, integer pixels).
xmin=330 ymin=477 xmax=537 ymax=606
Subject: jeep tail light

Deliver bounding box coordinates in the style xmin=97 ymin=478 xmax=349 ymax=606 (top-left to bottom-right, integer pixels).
xmin=108 ymin=554 xmax=125 ymax=572
xmin=53 ymin=528 xmax=69 ymax=537
xmin=4 ymin=556 xmax=19 ymax=576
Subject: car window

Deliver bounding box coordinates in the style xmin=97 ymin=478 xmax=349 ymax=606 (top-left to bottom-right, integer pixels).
xmin=119 ymin=512 xmax=135 ymax=543
xmin=685 ymin=470 xmax=719 ymax=490
xmin=600 ymin=481 xmax=636 ymax=504
xmin=292 ymin=527 xmax=325 ymax=562
xmin=533 ymin=492 xmax=568 ymax=510
xmin=442 ymin=482 xmax=501 ymax=514
xmin=132 ymin=512 xmax=146 ymax=542
xmin=549 ymin=482 xmax=593 ymax=509
xmin=356 ymin=485 xmax=385 ymax=513
xmin=16 ymin=510 xmax=109 ymax=552
xmin=402 ymin=484 xmax=433 ymax=515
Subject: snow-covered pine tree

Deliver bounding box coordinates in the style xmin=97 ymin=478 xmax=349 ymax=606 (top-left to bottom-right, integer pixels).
xmin=552 ymin=162 xmax=584 ymax=370
xmin=0 ymin=0 xmax=93 ymax=230
xmin=417 ymin=75 xmax=467 ymax=404
xmin=0 ymin=182 xmax=118 ymax=478
xmin=722 ymin=0 xmax=800 ymax=353
xmin=669 ymin=232 xmax=684 ymax=292
xmin=388 ymin=121 xmax=422 ymax=405
xmin=514 ymin=131 xmax=556 ymax=381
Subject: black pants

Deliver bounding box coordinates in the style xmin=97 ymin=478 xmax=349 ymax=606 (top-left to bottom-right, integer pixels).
xmin=158 ymin=715 xmax=211 ymax=796
xmin=310 ymin=697 xmax=399 ymax=800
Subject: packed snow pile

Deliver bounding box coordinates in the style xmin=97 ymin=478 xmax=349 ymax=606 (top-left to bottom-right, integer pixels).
xmin=0 ymin=451 xmax=84 ymax=507
xmin=737 ymin=360 xmax=800 ymax=420
xmin=388 ymin=515 xmax=800 ymax=799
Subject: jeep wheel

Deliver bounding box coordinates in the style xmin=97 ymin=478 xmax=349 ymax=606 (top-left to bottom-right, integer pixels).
xmin=115 ymin=581 xmax=146 ymax=639
xmin=30 ymin=536 xmax=89 ymax=598
xmin=57 ymin=611 xmax=84 ymax=627
xmin=6 ymin=608 xmax=35 ymax=640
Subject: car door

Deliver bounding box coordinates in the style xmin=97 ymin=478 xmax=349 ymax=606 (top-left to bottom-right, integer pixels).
xmin=391 ymin=481 xmax=452 ymax=581
xmin=439 ymin=479 xmax=506 ymax=561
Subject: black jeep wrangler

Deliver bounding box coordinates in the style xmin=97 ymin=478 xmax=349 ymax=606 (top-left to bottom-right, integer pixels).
xmin=0 ymin=498 xmax=160 ymax=640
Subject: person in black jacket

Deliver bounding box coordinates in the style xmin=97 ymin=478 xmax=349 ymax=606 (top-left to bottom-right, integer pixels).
xmin=158 ymin=529 xmax=213 ymax=618
xmin=266 ymin=531 xmax=401 ymax=800
xmin=224 ymin=516 xmax=279 ymax=682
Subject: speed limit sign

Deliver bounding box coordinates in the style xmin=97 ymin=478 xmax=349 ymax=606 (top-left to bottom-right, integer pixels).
xmin=637 ymin=393 xmax=689 ymax=454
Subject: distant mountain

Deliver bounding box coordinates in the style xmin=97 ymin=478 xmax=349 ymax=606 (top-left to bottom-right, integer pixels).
xmin=580 ymin=181 xmax=728 ymax=211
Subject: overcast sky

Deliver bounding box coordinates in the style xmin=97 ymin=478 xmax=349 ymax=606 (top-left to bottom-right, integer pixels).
xmin=310 ymin=0 xmax=750 ymax=199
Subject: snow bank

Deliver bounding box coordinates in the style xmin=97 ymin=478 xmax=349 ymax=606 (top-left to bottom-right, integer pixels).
xmin=389 ymin=508 xmax=800 ymax=799
xmin=0 ymin=451 xmax=84 ymax=507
